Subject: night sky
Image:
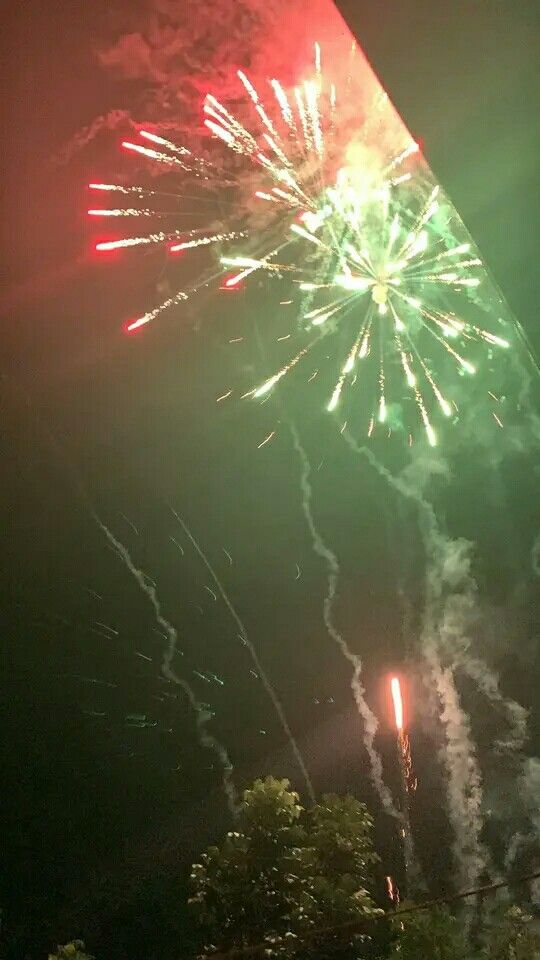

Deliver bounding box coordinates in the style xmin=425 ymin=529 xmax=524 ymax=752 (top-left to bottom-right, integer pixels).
xmin=2 ymin=2 xmax=540 ymax=958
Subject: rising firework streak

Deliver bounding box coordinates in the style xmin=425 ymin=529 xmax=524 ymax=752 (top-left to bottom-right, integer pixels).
xmin=390 ymin=676 xmax=421 ymax=895
xmin=391 ymin=675 xmax=417 ymax=794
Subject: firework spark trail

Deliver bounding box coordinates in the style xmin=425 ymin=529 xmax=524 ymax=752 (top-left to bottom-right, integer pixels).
xmin=289 ymin=423 xmax=401 ymax=819
xmin=390 ymin=678 xmax=423 ymax=895
xmin=91 ymin=512 xmax=238 ymax=814
xmin=168 ymin=507 xmax=315 ymax=803
xmin=341 ymin=431 xmax=487 ymax=887
xmin=391 ymin=678 xmax=416 ymax=798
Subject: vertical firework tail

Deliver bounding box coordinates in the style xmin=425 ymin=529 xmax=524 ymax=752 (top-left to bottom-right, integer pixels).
xmin=390 ymin=677 xmax=422 ymax=897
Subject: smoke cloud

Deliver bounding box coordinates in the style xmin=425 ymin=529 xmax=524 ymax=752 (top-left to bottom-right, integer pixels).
xmin=97 ymin=0 xmax=349 ymax=119
xmin=59 ymin=0 xmax=408 ymax=167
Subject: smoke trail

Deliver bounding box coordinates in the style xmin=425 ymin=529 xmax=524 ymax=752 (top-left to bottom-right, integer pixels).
xmin=422 ymin=645 xmax=486 ymax=888
xmin=426 ymin=542 xmax=529 ymax=757
xmin=168 ymin=507 xmax=315 ymax=803
xmin=92 ymin=511 xmax=238 ymax=814
xmin=341 ymin=431 xmax=488 ymax=887
xmin=53 ymin=109 xmax=133 ymax=166
xmin=519 ymin=758 xmax=540 ymax=859
xmin=343 ymin=433 xmax=540 ymax=892
xmin=532 ymin=534 xmax=540 ymax=577
xmin=289 ymin=423 xmax=400 ymax=819
xmin=415 ymin=500 xmax=530 ymax=776
xmin=459 ymin=656 xmax=529 ymax=753
xmin=417 ymin=519 xmax=500 ymax=890
xmin=500 ymin=760 xmax=540 ymax=904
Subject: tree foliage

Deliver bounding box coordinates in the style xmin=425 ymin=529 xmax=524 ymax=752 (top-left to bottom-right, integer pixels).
xmin=387 ymin=905 xmax=468 ymax=960
xmin=481 ymin=905 xmax=540 ymax=960
xmin=48 ymin=942 xmax=93 ymax=960
xmin=189 ymin=776 xmax=382 ymax=958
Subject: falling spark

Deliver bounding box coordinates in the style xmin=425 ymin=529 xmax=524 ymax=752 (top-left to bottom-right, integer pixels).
xmin=93 ymin=621 xmax=119 ymax=636
xmin=257 ymin=430 xmax=276 ymax=448
xmin=126 ymin=291 xmax=189 ymax=332
xmin=169 ymin=536 xmax=184 ymax=556
xmin=386 ymin=875 xmax=400 ymax=906
xmin=119 ymin=513 xmax=139 ymax=536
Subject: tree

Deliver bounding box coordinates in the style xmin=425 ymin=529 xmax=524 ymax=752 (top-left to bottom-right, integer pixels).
xmin=48 ymin=942 xmax=93 ymax=960
xmin=189 ymin=776 xmax=382 ymax=958
xmin=481 ymin=905 xmax=540 ymax=960
xmin=387 ymin=905 xmax=468 ymax=960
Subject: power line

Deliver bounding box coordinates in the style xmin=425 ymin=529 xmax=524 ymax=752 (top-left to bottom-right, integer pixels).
xmin=203 ymin=869 xmax=540 ymax=959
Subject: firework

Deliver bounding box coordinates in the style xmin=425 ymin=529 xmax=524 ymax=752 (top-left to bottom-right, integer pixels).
xmin=391 ymin=676 xmax=417 ymax=795
xmin=390 ymin=676 xmax=421 ymax=897
xmin=91 ymin=44 xmax=515 ymax=442
xmin=391 ymin=676 xmax=404 ymax=733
